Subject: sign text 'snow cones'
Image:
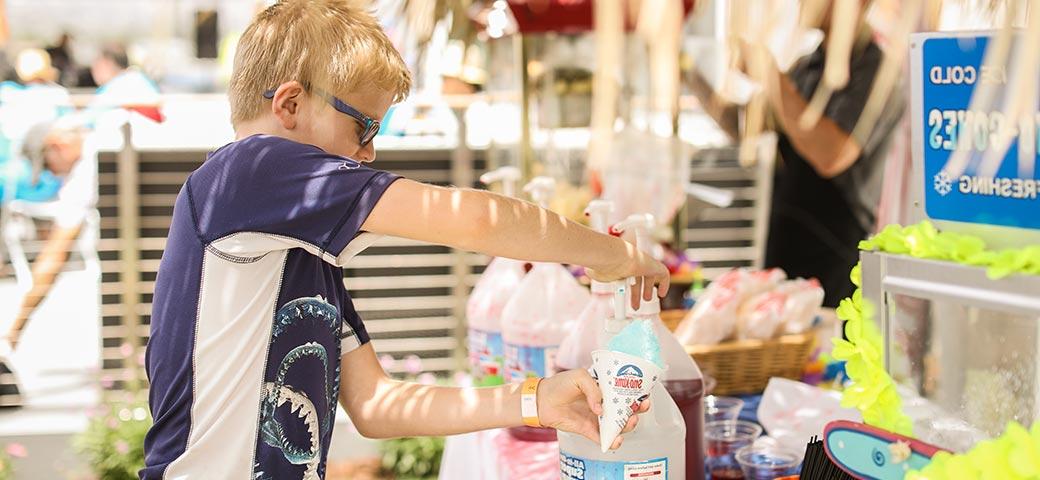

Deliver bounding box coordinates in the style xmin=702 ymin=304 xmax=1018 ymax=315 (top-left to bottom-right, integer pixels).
xmin=590 ymin=349 xmax=664 ymax=452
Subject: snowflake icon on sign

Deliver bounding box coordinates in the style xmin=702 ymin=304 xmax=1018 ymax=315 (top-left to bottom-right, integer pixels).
xmin=934 ymin=171 xmax=953 ymax=196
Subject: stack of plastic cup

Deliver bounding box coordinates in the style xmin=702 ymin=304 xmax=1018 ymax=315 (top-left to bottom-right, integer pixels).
xmin=704 ymin=396 xmax=744 ymax=423
xmin=704 ymin=420 xmax=762 ymax=479
xmin=735 ymin=443 xmax=801 ymax=479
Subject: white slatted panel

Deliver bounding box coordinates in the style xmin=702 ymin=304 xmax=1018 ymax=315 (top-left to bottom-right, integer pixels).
xmin=684 ymin=147 xmax=771 ymax=280
xmin=96 ymin=141 xmax=484 ymax=388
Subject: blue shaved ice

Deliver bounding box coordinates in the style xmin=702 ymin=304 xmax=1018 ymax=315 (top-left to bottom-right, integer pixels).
xmin=607 ymin=320 xmax=663 ymax=368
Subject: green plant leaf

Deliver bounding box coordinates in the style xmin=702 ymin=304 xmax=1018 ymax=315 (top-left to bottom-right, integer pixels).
xmin=380 ymin=436 xmax=445 ymax=479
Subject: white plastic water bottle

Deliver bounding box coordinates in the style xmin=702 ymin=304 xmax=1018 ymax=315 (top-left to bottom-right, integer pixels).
xmin=558 ymin=279 xmax=686 ymax=479
xmin=467 ymin=167 xmax=526 ymax=386
xmin=501 ymin=177 xmax=590 ymax=441
xmin=559 ymin=381 xmax=686 ymax=480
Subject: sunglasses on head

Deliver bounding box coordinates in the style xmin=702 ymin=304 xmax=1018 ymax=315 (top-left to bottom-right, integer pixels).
xmin=262 ymin=86 xmax=380 ymax=147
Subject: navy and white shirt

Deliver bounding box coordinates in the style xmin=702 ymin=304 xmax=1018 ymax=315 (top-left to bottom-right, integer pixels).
xmin=141 ymin=135 xmax=399 ymax=479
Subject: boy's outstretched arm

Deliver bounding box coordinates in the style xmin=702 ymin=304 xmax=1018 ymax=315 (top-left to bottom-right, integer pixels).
xmin=362 ymin=179 xmax=670 ymax=304
xmin=339 ymin=343 xmax=646 ymax=446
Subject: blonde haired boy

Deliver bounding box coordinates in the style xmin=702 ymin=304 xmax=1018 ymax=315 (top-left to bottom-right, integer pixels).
xmin=142 ymin=1 xmax=668 ymax=478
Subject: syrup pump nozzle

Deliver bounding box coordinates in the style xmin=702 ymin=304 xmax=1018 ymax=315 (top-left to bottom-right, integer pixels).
xmin=523 ymin=176 xmax=556 ymax=209
xmin=585 ymin=200 xmax=617 ymax=300
xmin=584 ymin=200 xmax=614 ymax=234
xmin=480 ymin=166 xmax=522 ymax=198
xmin=609 ymin=280 xmax=629 ymax=333
xmin=611 ymin=213 xmax=661 ymax=316
xmin=611 ymin=213 xmax=655 ymax=256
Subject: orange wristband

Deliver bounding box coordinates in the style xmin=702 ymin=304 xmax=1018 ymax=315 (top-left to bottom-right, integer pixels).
xmin=521 ymin=377 xmax=542 ymax=427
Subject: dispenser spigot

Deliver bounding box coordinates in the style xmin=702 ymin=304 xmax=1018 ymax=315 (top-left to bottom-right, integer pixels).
xmin=523 ymin=176 xmax=556 ymax=209
xmin=479 ymin=166 xmax=522 ymax=198
xmin=584 ymin=200 xmax=615 ymax=234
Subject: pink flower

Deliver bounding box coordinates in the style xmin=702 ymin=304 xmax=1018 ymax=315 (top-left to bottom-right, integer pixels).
xmin=137 ymin=351 xmax=147 ymax=366
xmin=107 ymin=418 xmax=119 ymax=429
xmin=100 ymin=375 xmax=114 ymax=388
xmin=120 ymin=342 xmax=133 ymax=357
xmin=115 ymin=441 xmax=129 ymax=455
xmin=5 ymin=443 xmax=27 ymax=458
xmin=378 ymin=355 xmax=396 ymax=371
xmin=416 ymin=373 xmax=437 ymax=385
xmin=403 ymin=355 xmax=423 ymax=375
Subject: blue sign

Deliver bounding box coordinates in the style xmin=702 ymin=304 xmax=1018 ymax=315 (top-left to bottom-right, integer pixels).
xmin=921 ymin=35 xmax=1040 ymax=230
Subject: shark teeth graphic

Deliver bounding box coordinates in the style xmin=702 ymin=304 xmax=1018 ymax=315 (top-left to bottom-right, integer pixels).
xmin=273 ymin=296 xmax=340 ymax=339
xmin=258 ymin=296 xmax=348 ymax=478
xmin=262 ymin=382 xmax=321 ymax=479
xmin=273 ymin=342 xmax=335 ymax=432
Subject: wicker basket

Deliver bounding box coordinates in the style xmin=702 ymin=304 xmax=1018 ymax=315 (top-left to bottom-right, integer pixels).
xmin=660 ymin=310 xmax=816 ymax=395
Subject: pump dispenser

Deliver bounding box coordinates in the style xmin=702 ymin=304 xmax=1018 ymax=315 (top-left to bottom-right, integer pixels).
xmin=610 ymin=214 xmax=706 ymax=480
xmin=557 ymin=200 xmax=617 ymax=371
xmin=559 ymin=277 xmax=688 ymax=479
xmin=500 ymin=177 xmax=590 ymax=441
xmin=466 ymin=167 xmax=526 ymax=386
xmin=479 ymin=166 xmax=521 ymax=197
xmin=612 ymin=213 xmax=660 ymax=317
xmin=522 ymin=175 xmax=556 ymax=208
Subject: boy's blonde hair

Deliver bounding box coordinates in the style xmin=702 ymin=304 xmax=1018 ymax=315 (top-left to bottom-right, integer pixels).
xmin=229 ymin=0 xmax=412 ymax=126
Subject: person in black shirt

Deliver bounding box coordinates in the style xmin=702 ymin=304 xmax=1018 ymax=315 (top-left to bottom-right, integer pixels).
xmin=689 ymin=3 xmax=904 ymax=307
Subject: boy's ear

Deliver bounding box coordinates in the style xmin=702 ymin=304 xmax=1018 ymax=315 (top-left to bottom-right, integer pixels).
xmin=270 ymin=81 xmax=306 ymax=130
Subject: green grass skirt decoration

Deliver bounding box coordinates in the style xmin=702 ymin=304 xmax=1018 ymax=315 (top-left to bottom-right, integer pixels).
xmin=837 ymin=221 xmax=1040 ymax=478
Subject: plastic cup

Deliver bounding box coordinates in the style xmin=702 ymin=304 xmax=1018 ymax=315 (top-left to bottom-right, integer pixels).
xmin=704 ymin=395 xmax=744 ymax=423
xmin=704 ymin=420 xmax=763 ymax=479
xmin=704 ymin=375 xmax=718 ymax=395
xmin=736 ymin=443 xmax=801 ymax=479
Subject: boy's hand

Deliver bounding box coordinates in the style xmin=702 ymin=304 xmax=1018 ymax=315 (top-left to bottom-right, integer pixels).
xmin=537 ymin=369 xmax=651 ymax=450
xmin=587 ymin=247 xmax=671 ymax=310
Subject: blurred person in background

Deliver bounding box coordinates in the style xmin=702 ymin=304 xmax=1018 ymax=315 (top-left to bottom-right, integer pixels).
xmin=12 ymin=48 xmax=69 ymax=101
xmin=689 ymin=0 xmax=904 ymax=307
xmin=3 ymin=121 xmax=93 ymax=351
xmin=84 ymin=43 xmax=161 ymax=128
xmin=0 ymin=49 xmax=70 ymax=202
xmin=89 ymin=43 xmax=159 ymax=107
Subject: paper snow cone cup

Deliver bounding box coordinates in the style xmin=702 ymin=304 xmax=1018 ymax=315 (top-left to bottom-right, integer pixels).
xmin=590 ymin=349 xmax=665 ymax=452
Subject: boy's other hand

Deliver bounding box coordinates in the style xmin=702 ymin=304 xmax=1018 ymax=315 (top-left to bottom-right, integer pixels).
xmin=587 ymin=246 xmax=670 ymax=310
xmin=537 ymin=369 xmax=651 ymax=450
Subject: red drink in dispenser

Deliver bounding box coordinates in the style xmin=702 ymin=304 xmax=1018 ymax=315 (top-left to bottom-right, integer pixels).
xmin=666 ymin=378 xmax=705 ymax=479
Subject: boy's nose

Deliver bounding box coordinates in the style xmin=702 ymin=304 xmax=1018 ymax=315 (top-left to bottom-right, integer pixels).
xmin=355 ymin=143 xmax=376 ymax=163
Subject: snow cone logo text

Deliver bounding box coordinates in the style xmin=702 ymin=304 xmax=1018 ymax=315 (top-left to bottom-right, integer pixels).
xmin=933 ymin=171 xmax=1039 ymax=200
xmin=613 ymin=365 xmax=644 ymax=390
